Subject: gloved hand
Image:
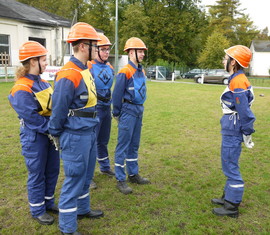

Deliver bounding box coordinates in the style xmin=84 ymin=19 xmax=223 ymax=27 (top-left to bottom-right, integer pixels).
xmin=48 ymin=134 xmax=60 ymax=151
xmin=243 ymin=135 xmax=254 ymax=148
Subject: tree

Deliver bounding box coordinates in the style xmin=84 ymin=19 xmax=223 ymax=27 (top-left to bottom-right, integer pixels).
xmin=207 ymin=0 xmax=259 ymax=46
xmin=197 ymin=31 xmax=231 ymax=69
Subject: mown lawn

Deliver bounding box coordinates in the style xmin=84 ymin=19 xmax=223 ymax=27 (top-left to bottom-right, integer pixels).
xmin=0 ymin=81 xmax=270 ymax=235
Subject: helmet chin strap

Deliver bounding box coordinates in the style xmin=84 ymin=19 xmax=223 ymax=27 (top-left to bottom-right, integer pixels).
xmin=226 ymin=57 xmax=231 ymax=73
xmin=88 ymin=41 xmax=92 ymax=61
xmin=38 ymin=57 xmax=42 ymax=74
xmin=98 ymin=49 xmax=105 ymax=63
xmin=135 ymin=49 xmax=140 ymax=64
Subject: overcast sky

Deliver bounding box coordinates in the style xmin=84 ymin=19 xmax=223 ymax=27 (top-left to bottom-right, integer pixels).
xmin=200 ymin=0 xmax=270 ymax=33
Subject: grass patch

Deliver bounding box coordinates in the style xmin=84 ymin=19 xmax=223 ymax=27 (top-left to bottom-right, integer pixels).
xmin=1 ymin=81 xmax=270 ymax=234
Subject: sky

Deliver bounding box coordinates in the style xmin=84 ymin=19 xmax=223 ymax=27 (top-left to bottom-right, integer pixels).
xmin=200 ymin=0 xmax=270 ymax=33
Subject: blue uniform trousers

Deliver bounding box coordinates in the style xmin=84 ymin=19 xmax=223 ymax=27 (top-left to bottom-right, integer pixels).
xmin=20 ymin=127 xmax=60 ymax=217
xmin=115 ymin=112 xmax=142 ymax=181
xmin=96 ymin=105 xmax=112 ymax=171
xmin=221 ymin=134 xmax=244 ymax=204
xmin=58 ymin=130 xmax=97 ymax=234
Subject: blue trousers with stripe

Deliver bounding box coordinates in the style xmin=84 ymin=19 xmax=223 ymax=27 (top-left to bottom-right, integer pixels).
xmin=221 ymin=134 xmax=244 ymax=204
xmin=96 ymin=105 xmax=112 ymax=171
xmin=20 ymin=127 xmax=59 ymax=217
xmin=58 ymin=131 xmax=97 ymax=233
xmin=114 ymin=112 xmax=142 ymax=181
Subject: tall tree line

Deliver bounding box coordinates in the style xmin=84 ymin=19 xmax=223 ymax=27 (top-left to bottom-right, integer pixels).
xmin=18 ymin=0 xmax=262 ymax=68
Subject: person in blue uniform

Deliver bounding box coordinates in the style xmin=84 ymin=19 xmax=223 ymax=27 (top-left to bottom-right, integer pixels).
xmin=88 ymin=33 xmax=115 ymax=188
xmin=8 ymin=41 xmax=60 ymax=225
xmin=112 ymin=37 xmax=150 ymax=195
xmin=212 ymin=45 xmax=256 ymax=218
xmin=49 ymin=22 xmax=104 ymax=235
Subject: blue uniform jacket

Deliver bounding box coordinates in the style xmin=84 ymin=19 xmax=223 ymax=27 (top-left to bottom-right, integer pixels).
xmin=112 ymin=61 xmax=146 ymax=117
xmin=88 ymin=59 xmax=114 ymax=107
xmin=49 ymin=56 xmax=98 ymax=136
xmin=220 ymin=70 xmax=255 ymax=136
xmin=8 ymin=74 xmax=51 ymax=134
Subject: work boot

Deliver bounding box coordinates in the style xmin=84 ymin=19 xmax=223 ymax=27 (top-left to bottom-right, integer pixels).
xmin=47 ymin=204 xmax=59 ymax=214
xmin=77 ymin=210 xmax=104 ymax=220
xmin=211 ymin=192 xmax=225 ymax=205
xmin=212 ymin=200 xmax=239 ymax=218
xmin=101 ymin=169 xmax=115 ymax=177
xmin=117 ymin=181 xmax=133 ymax=194
xmin=61 ymin=231 xmax=82 ymax=235
xmin=90 ymin=180 xmax=97 ymax=190
xmin=128 ymin=174 xmax=150 ymax=184
xmin=33 ymin=212 xmax=54 ymax=225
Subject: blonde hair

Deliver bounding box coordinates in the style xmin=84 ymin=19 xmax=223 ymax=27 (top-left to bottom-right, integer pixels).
xmin=15 ymin=61 xmax=31 ymax=80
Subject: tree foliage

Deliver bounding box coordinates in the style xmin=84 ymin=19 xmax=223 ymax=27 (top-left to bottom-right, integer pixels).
xmin=17 ymin=0 xmax=261 ymax=68
xmin=197 ymin=31 xmax=230 ymax=69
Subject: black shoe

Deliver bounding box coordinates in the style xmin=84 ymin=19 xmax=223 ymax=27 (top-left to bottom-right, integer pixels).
xmin=212 ymin=200 xmax=239 ymax=218
xmin=47 ymin=204 xmax=59 ymax=214
xmin=101 ymin=169 xmax=115 ymax=177
xmin=211 ymin=192 xmax=225 ymax=205
xmin=33 ymin=212 xmax=54 ymax=225
xmin=128 ymin=174 xmax=150 ymax=184
xmin=77 ymin=210 xmax=104 ymax=220
xmin=117 ymin=181 xmax=133 ymax=194
xmin=90 ymin=180 xmax=97 ymax=190
xmin=61 ymin=232 xmax=82 ymax=235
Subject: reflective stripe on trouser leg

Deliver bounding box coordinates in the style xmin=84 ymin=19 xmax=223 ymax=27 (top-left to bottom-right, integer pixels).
xmin=22 ymin=131 xmax=50 ymax=217
xmin=45 ymin=141 xmax=60 ymax=209
xmin=114 ymin=112 xmax=136 ymax=181
xmin=96 ymin=106 xmax=111 ymax=171
xmin=58 ymin=131 xmax=96 ymax=234
xmin=126 ymin=115 xmax=142 ymax=176
xmin=221 ymin=135 xmax=244 ymax=204
xmin=77 ymin=134 xmax=97 ymax=215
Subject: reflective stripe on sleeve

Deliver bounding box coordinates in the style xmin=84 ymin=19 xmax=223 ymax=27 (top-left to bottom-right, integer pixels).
xmin=59 ymin=207 xmax=77 ymax=213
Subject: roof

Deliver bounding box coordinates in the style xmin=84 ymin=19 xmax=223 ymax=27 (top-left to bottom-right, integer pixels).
xmin=0 ymin=0 xmax=71 ymax=27
xmin=251 ymin=40 xmax=270 ymax=52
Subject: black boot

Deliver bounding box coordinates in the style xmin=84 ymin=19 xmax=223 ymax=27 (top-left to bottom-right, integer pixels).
xmin=117 ymin=181 xmax=133 ymax=194
xmin=33 ymin=212 xmax=54 ymax=225
xmin=211 ymin=192 xmax=225 ymax=205
xmin=128 ymin=174 xmax=150 ymax=184
xmin=212 ymin=200 xmax=239 ymax=218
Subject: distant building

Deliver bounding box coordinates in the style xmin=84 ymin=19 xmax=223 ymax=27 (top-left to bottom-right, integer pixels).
xmin=249 ymin=40 xmax=270 ymax=76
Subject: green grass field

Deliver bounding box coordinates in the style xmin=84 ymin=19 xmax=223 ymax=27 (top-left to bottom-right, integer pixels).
xmin=1 ymin=81 xmax=270 ymax=234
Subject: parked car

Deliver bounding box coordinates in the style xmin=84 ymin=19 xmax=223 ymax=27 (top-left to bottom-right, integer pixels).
xmin=182 ymin=69 xmax=206 ymax=78
xmin=146 ymin=66 xmax=156 ymax=79
xmin=194 ymin=69 xmax=230 ymax=85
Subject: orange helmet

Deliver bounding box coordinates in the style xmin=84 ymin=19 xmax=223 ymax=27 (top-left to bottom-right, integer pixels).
xmin=67 ymin=22 xmax=101 ymax=43
xmin=97 ymin=33 xmax=112 ymax=47
xmin=225 ymin=45 xmax=252 ymax=68
xmin=19 ymin=41 xmax=47 ymax=62
xmin=124 ymin=37 xmax=147 ymax=52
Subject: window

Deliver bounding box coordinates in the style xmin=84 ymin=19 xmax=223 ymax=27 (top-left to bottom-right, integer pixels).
xmin=0 ymin=34 xmax=10 ymax=65
xmin=29 ymin=37 xmax=46 ymax=47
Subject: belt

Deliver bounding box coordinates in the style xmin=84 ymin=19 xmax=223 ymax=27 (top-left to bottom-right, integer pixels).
xmin=97 ymin=95 xmax=111 ymax=103
xmin=68 ymin=110 xmax=97 ymax=118
xmin=123 ymin=99 xmax=143 ymax=106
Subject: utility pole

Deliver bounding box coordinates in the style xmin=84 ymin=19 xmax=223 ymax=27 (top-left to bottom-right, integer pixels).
xmin=115 ymin=0 xmax=119 ymax=74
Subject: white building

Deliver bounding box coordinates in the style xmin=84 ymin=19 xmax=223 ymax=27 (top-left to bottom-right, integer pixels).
xmin=249 ymin=40 xmax=270 ymax=76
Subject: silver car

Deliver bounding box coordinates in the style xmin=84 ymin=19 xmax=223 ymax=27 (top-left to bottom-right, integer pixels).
xmin=195 ymin=69 xmax=230 ymax=85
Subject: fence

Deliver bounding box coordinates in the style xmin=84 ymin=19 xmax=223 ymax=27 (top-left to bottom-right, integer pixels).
xmin=0 ymin=52 xmax=10 ymax=82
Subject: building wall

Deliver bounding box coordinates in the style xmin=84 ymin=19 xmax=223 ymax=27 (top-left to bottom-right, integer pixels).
xmin=0 ymin=17 xmax=70 ymax=66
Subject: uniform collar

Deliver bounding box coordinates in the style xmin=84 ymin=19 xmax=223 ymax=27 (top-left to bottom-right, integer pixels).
xmin=94 ymin=59 xmax=107 ymax=65
xmin=229 ymin=69 xmax=244 ymax=82
xmin=25 ymin=74 xmax=41 ymax=81
xmin=70 ymin=55 xmax=88 ymax=70
xmin=129 ymin=60 xmax=143 ymax=71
